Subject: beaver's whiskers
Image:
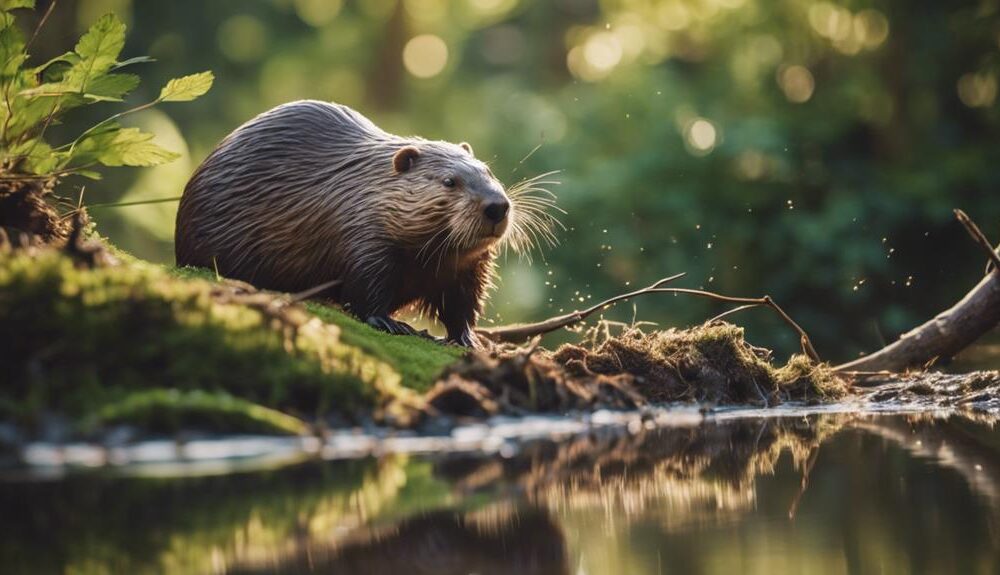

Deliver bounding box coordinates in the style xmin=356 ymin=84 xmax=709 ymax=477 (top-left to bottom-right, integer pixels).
xmin=502 ymin=170 xmax=565 ymax=263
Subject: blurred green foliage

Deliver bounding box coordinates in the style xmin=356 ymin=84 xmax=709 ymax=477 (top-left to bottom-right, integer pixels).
xmin=21 ymin=0 xmax=1000 ymax=360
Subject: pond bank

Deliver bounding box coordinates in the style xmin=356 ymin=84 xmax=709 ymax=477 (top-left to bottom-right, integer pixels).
xmin=1 ymin=235 xmax=997 ymax=446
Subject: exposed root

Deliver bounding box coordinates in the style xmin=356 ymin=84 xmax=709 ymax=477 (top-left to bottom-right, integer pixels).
xmin=0 ymin=178 xmax=70 ymax=249
xmin=478 ymin=274 xmax=821 ymax=362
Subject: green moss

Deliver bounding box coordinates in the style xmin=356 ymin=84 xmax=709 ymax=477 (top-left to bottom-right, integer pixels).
xmin=774 ymin=354 xmax=850 ymax=399
xmin=169 ymin=265 xmax=220 ymax=282
xmin=170 ymin=265 xmax=466 ymax=391
xmin=304 ymin=302 xmax=466 ymax=392
xmin=85 ymin=388 xmax=311 ymax=435
xmin=0 ymin=251 xmax=409 ymax=427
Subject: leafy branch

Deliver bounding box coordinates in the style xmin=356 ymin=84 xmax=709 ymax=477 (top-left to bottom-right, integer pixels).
xmin=0 ymin=2 xmax=213 ymax=181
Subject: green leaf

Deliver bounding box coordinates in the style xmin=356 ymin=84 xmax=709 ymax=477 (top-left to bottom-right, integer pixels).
xmin=0 ymin=11 xmax=26 ymax=77
xmin=2 ymin=96 xmax=69 ymax=142
xmin=62 ymin=13 xmax=126 ymax=92
xmin=31 ymin=51 xmax=77 ymax=76
xmin=2 ymin=138 xmax=65 ymax=174
xmin=83 ymin=72 xmax=139 ymax=101
xmin=0 ymin=0 xmax=35 ymax=11
xmin=158 ymin=71 xmax=214 ymax=102
xmin=75 ymin=169 xmax=103 ymax=180
xmin=73 ymin=125 xmax=180 ymax=167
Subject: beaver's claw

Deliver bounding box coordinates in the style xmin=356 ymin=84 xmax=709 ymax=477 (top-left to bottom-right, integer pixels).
xmin=449 ymin=329 xmax=483 ymax=349
xmin=366 ymin=316 xmax=419 ymax=336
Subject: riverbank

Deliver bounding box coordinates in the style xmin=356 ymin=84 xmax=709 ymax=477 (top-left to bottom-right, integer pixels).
xmin=2 ymin=231 xmax=997 ymax=446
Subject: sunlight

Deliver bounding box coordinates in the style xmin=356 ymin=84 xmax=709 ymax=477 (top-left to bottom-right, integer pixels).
xmin=403 ymin=34 xmax=449 ymax=79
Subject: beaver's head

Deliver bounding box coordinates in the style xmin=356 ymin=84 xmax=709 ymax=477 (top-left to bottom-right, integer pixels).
xmin=382 ymin=139 xmax=562 ymax=267
xmin=385 ymin=141 xmax=511 ymax=260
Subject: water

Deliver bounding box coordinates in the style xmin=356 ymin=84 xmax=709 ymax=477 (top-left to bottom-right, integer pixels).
xmin=2 ymin=412 xmax=998 ymax=574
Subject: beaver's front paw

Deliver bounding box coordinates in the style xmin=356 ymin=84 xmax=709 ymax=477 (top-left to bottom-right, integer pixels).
xmin=366 ymin=316 xmax=418 ymax=336
xmin=449 ymin=329 xmax=483 ymax=349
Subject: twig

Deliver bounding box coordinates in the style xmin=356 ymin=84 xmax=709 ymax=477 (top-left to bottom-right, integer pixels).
xmin=286 ymin=279 xmax=341 ymax=304
xmin=707 ymin=304 xmax=760 ymax=323
xmin=955 ymin=209 xmax=1000 ymax=272
xmin=477 ymin=273 xmax=686 ymax=343
xmin=643 ymin=289 xmax=821 ymax=362
xmin=479 ymin=275 xmax=822 ymax=363
xmin=25 ymin=1 xmax=58 ymax=53
xmin=86 ymin=195 xmax=183 ymax=209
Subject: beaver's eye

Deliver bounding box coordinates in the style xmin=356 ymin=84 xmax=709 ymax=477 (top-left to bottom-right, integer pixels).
xmin=443 ymin=177 xmax=456 ymax=188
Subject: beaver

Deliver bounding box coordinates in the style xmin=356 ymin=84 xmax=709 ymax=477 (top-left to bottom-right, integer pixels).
xmin=176 ymin=100 xmax=556 ymax=348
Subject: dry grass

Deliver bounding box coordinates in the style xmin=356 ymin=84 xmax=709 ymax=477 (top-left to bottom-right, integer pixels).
xmin=424 ymin=322 xmax=849 ymax=418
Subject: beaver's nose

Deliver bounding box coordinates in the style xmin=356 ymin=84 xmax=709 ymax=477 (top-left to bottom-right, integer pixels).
xmin=484 ymin=200 xmax=510 ymax=224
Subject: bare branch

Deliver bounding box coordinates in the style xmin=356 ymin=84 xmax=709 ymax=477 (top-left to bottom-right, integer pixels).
xmin=479 ymin=276 xmax=822 ymax=363
xmin=477 ymin=273 xmax=686 ymax=343
xmin=955 ymin=208 xmax=1000 ymax=272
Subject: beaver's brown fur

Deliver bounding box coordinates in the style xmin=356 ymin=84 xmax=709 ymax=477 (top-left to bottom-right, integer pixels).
xmin=176 ymin=100 xmax=523 ymax=347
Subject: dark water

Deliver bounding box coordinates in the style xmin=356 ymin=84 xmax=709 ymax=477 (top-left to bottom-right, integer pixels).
xmin=2 ymin=413 xmax=999 ymax=575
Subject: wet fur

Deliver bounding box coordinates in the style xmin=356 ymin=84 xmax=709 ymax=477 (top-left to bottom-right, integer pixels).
xmin=175 ymin=100 xmax=511 ymax=345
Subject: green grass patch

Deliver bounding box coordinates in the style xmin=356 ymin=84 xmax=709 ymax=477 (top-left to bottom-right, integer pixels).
xmin=303 ymin=302 xmax=466 ymax=392
xmin=170 ymin=265 xmax=466 ymax=392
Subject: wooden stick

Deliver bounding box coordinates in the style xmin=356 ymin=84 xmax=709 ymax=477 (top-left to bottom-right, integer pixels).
xmin=479 ymin=278 xmax=822 ymax=362
xmin=955 ymin=209 xmax=1000 ymax=271
xmin=477 ymin=273 xmax=686 ymax=343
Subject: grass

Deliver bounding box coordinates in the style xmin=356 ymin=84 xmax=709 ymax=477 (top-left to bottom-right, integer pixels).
xmin=169 ymin=265 xmax=466 ymax=392
xmin=303 ymin=302 xmax=465 ymax=392
xmin=553 ymin=322 xmax=848 ymax=404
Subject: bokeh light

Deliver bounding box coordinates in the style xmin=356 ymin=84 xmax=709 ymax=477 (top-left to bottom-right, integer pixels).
xmin=957 ymin=72 xmax=998 ymax=108
xmin=217 ymin=14 xmax=268 ymax=63
xmin=293 ymin=0 xmax=343 ymax=27
xmin=778 ymin=65 xmax=815 ymax=103
xmin=42 ymin=0 xmax=1000 ymax=360
xmin=403 ymin=34 xmax=449 ymax=79
xmin=685 ymin=118 xmax=718 ymax=155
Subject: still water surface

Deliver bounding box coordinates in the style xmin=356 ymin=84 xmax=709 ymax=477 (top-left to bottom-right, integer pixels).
xmin=2 ymin=412 xmax=999 ymax=574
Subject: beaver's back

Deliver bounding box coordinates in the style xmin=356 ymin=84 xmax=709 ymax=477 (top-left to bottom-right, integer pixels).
xmin=175 ymin=100 xmax=402 ymax=292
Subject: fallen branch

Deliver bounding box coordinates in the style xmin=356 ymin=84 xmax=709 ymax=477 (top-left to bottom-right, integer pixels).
xmin=478 ymin=275 xmax=821 ymax=362
xmin=477 ymin=273 xmax=686 ymax=343
xmin=835 ymin=210 xmax=1000 ymax=373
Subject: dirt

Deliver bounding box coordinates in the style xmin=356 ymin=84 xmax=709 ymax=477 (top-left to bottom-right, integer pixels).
xmin=424 ymin=323 xmax=849 ymax=419
xmin=0 ymin=178 xmax=71 ymax=249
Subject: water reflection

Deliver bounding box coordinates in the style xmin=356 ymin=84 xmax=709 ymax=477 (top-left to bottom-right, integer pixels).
xmin=2 ymin=414 xmax=999 ymax=574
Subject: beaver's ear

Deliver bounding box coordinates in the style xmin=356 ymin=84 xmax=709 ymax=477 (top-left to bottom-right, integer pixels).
xmin=459 ymin=142 xmax=474 ymax=156
xmin=393 ymin=146 xmax=421 ymax=174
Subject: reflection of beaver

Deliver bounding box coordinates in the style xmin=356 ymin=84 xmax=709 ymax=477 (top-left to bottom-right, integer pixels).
xmin=176 ymin=100 xmax=544 ymax=348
